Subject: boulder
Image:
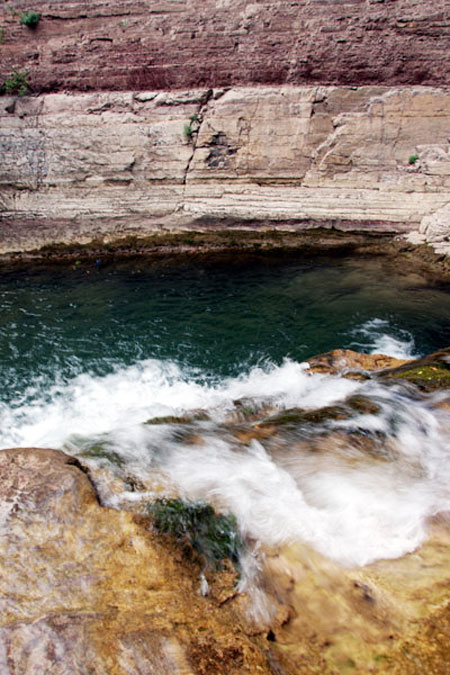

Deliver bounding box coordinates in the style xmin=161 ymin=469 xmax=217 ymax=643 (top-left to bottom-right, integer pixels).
xmin=0 ymin=447 xmax=271 ymax=673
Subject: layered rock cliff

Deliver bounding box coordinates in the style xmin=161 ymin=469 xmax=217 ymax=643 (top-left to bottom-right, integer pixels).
xmin=1 ymin=0 xmax=449 ymax=92
xmin=1 ymin=0 xmax=449 ymax=255
xmin=1 ymin=85 xmax=449 ymax=254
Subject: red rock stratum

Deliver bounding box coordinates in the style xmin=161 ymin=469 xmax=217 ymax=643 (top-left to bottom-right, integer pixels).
xmin=1 ymin=0 xmax=450 ymax=93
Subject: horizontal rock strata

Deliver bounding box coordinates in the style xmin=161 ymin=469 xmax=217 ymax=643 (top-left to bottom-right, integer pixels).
xmin=1 ymin=0 xmax=449 ymax=91
xmin=1 ymin=85 xmax=449 ymax=254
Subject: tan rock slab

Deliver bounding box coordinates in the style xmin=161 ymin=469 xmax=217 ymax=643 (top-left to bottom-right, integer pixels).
xmin=0 ymin=448 xmax=271 ymax=674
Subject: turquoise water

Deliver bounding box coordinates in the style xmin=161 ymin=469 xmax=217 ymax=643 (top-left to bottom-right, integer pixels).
xmin=0 ymin=252 xmax=449 ymax=568
xmin=0 ymin=254 xmax=448 ymax=403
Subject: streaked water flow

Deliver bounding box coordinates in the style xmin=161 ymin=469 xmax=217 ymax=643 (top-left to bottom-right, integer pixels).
xmin=0 ymin=254 xmax=449 ymax=566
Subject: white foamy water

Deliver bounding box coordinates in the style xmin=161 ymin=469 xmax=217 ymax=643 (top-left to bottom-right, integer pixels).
xmin=351 ymin=318 xmax=420 ymax=359
xmin=0 ymin=359 xmax=357 ymax=449
xmin=1 ymin=357 xmax=449 ymax=567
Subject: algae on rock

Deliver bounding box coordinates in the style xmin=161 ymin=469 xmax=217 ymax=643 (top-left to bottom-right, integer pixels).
xmin=148 ymin=498 xmax=242 ymax=571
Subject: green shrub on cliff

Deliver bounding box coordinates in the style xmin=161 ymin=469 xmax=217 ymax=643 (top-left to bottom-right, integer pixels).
xmin=184 ymin=123 xmax=194 ymax=142
xmin=2 ymin=71 xmax=29 ymax=96
xmin=183 ymin=114 xmax=201 ymax=143
xmin=148 ymin=498 xmax=242 ymax=569
xmin=408 ymin=154 xmax=419 ymax=165
xmin=20 ymin=10 xmax=41 ymax=29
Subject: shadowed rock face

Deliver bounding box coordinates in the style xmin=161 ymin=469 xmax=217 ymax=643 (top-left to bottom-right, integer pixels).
xmin=1 ymin=0 xmax=449 ymax=92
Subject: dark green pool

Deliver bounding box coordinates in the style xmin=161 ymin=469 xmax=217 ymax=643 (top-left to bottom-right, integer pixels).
xmin=1 ymin=252 xmax=449 ymax=567
xmin=0 ymin=253 xmax=449 ymax=404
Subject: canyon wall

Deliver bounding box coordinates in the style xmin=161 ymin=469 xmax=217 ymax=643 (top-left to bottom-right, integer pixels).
xmin=1 ymin=0 xmax=449 ymax=254
xmin=1 ymin=0 xmax=449 ymax=91
xmin=1 ymin=85 xmax=449 ymax=253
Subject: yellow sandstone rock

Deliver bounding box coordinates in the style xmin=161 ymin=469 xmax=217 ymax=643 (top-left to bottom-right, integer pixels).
xmin=0 ymin=448 xmax=271 ymax=673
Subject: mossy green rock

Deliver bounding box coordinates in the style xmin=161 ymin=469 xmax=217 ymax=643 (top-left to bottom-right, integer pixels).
xmin=260 ymin=405 xmax=351 ymax=428
xmin=380 ymin=347 xmax=450 ymax=392
xmin=148 ymin=498 xmax=242 ymax=570
xmin=144 ymin=411 xmax=209 ymax=425
xmin=78 ymin=442 xmax=126 ymax=467
xmin=144 ymin=415 xmax=192 ymax=425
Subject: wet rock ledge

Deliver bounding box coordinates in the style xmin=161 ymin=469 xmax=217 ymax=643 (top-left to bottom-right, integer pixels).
xmin=0 ymin=447 xmax=272 ymax=673
xmin=0 ymin=349 xmax=449 ymax=673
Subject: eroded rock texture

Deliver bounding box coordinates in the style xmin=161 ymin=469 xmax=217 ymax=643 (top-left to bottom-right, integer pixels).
xmin=0 ymin=448 xmax=272 ymax=674
xmin=1 ymin=86 xmax=449 ymax=253
xmin=1 ymin=0 xmax=449 ymax=255
xmin=1 ymin=424 xmax=449 ymax=672
xmin=1 ymin=0 xmax=449 ymax=92
xmin=262 ymin=529 xmax=450 ymax=674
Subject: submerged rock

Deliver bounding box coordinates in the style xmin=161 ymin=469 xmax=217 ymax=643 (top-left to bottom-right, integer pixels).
xmin=145 ymin=411 xmax=210 ymax=426
xmin=257 ymin=396 xmax=381 ymax=431
xmin=258 ymin=405 xmax=352 ymax=428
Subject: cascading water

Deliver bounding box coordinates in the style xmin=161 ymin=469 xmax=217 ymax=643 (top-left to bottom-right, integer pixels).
xmin=1 ymin=356 xmax=448 ymax=568
xmin=0 ymin=255 xmax=449 ymax=569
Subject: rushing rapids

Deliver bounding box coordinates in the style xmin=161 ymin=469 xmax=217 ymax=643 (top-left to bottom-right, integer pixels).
xmin=0 ymin=255 xmax=449 ymax=673
xmin=0 ymin=256 xmax=449 ymax=569
xmin=1 ymin=349 xmax=449 ymax=569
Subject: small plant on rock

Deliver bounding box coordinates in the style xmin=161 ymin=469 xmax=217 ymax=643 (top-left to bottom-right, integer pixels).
xmin=184 ymin=123 xmax=194 ymax=142
xmin=20 ymin=10 xmax=41 ymax=29
xmin=148 ymin=498 xmax=242 ymax=570
xmin=2 ymin=71 xmax=29 ymax=96
xmin=408 ymin=154 xmax=419 ymax=165
xmin=183 ymin=113 xmax=201 ymax=143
